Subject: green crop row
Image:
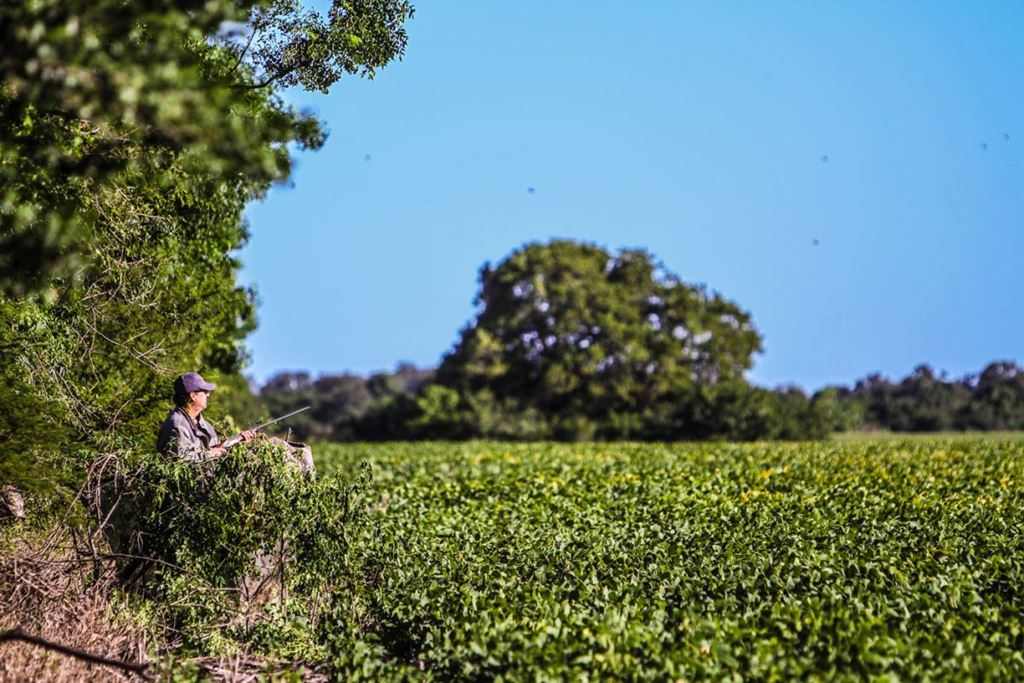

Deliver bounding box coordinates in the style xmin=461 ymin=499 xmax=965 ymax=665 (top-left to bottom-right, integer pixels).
xmin=316 ymin=440 xmax=1024 ymax=680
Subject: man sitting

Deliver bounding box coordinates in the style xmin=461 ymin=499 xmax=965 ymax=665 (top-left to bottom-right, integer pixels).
xmin=156 ymin=372 xmax=254 ymax=461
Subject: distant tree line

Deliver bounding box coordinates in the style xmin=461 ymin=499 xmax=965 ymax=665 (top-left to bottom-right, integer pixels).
xmin=816 ymin=361 xmax=1024 ymax=433
xmin=260 ymin=364 xmax=433 ymax=441
xmin=260 ymin=360 xmax=1024 ymax=442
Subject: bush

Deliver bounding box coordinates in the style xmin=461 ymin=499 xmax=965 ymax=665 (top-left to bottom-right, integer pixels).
xmin=98 ymin=439 xmax=369 ymax=660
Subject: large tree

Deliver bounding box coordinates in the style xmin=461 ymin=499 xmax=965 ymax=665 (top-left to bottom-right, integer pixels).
xmin=434 ymin=240 xmax=763 ymax=438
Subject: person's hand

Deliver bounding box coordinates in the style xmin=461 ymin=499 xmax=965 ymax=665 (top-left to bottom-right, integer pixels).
xmin=239 ymin=430 xmax=256 ymax=443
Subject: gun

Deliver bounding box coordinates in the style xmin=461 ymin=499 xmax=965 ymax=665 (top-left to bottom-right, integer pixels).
xmin=221 ymin=406 xmax=311 ymax=449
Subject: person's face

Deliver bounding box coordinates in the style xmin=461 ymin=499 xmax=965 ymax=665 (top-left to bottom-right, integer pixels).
xmin=189 ymin=390 xmax=211 ymax=412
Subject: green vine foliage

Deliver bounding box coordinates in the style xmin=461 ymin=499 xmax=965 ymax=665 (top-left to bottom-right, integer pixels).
xmin=108 ymin=440 xmax=370 ymax=659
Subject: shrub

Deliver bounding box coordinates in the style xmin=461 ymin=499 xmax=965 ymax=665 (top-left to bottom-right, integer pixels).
xmin=97 ymin=439 xmax=369 ymax=659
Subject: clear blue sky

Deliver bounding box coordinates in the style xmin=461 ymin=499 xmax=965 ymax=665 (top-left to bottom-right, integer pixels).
xmin=240 ymin=1 xmax=1023 ymax=392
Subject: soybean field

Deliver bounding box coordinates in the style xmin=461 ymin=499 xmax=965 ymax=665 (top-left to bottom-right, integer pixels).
xmin=318 ymin=440 xmax=1024 ymax=680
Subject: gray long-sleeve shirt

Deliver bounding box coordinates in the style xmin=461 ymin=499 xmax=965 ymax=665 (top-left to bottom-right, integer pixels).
xmin=156 ymin=408 xmax=220 ymax=462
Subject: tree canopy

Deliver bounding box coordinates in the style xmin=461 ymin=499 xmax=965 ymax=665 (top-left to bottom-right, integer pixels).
xmin=0 ymin=0 xmax=414 ymax=493
xmin=0 ymin=0 xmax=412 ymax=296
xmin=430 ymin=240 xmax=765 ymax=438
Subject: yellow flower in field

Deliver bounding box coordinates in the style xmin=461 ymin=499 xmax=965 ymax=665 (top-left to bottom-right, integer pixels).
xmin=740 ymin=489 xmax=766 ymax=503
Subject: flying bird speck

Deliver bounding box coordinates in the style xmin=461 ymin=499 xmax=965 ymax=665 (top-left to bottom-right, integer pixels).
xmin=820 ymin=155 xmax=829 ymax=163
xmin=363 ymin=153 xmax=372 ymax=162
xmin=980 ymin=143 xmax=988 ymax=151
xmin=812 ymin=239 xmax=820 ymax=247
xmin=527 ymin=187 xmax=536 ymax=194
xmin=1005 ymin=133 xmax=1011 ymax=142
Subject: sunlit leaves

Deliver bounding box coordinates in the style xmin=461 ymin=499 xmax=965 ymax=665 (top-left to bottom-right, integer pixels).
xmin=0 ymin=0 xmax=412 ymax=294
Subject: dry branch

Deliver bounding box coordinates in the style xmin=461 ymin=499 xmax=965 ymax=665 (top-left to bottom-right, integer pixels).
xmin=0 ymin=628 xmax=151 ymax=680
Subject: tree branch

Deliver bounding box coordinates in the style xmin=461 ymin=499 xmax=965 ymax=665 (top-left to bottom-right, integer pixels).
xmin=233 ymin=69 xmax=288 ymax=91
xmin=233 ymin=51 xmax=316 ymax=91
xmin=228 ymin=25 xmax=259 ymax=76
xmin=0 ymin=627 xmax=152 ymax=680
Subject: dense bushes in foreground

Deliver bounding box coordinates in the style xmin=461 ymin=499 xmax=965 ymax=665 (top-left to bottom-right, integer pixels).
xmin=111 ymin=442 xmax=362 ymax=656
xmin=2 ymin=440 xmax=370 ymax=678
xmin=319 ymin=439 xmax=1024 ymax=680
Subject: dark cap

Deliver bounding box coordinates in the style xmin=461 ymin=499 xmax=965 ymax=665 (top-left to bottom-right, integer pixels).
xmin=174 ymin=372 xmax=216 ymax=396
